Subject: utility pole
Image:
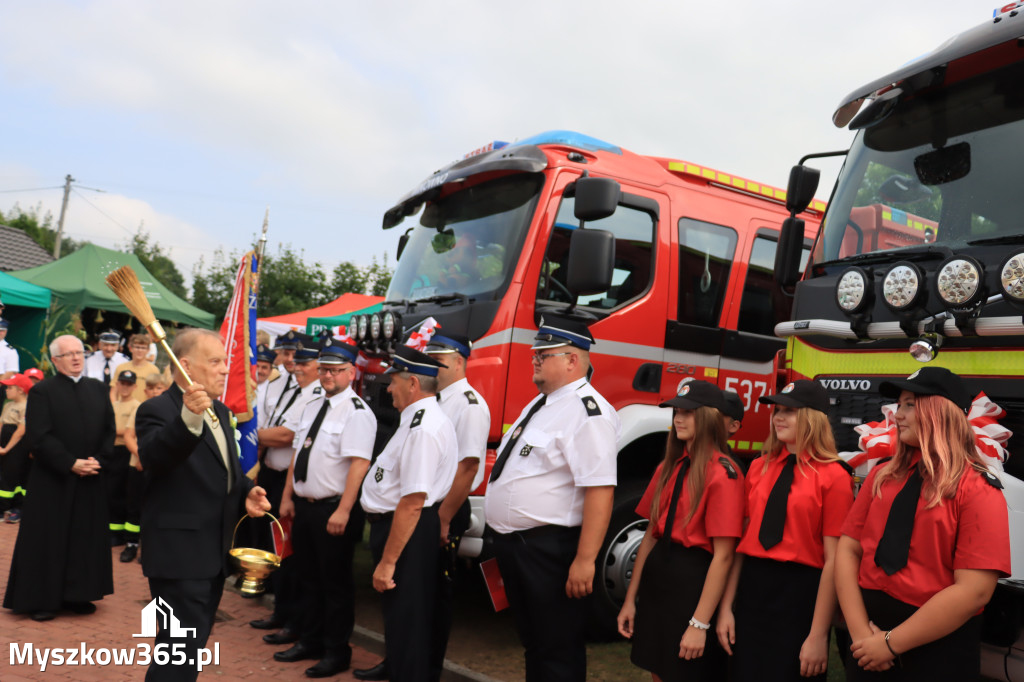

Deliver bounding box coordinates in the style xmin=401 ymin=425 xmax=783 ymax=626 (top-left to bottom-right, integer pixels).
xmin=53 ymin=174 xmax=74 ymax=258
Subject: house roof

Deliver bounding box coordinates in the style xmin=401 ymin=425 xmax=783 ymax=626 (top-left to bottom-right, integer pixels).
xmin=0 ymin=224 xmax=55 ymax=272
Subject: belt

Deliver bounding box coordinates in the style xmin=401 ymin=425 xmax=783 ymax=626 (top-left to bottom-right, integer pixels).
xmin=493 ymin=524 xmax=580 ymax=542
xmin=295 ymin=495 xmax=341 ymax=506
xmin=366 ymin=511 xmax=394 ymax=523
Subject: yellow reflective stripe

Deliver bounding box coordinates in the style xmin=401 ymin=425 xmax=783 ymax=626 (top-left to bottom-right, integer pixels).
xmin=124 ymin=522 xmax=141 ymax=533
xmin=0 ymin=489 xmax=14 ymax=499
xmin=738 ymin=440 xmax=750 ymax=451
xmin=751 ymin=441 xmax=764 ymax=452
xmin=109 ymin=523 xmax=126 ymax=531
xmin=14 ymin=486 xmax=26 ymax=496
xmin=789 ymin=337 xmax=1024 ymax=378
xmin=703 ymin=367 xmax=719 ymax=378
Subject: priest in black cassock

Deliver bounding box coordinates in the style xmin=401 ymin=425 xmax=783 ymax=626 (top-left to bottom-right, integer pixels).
xmin=3 ymin=334 xmax=116 ymax=621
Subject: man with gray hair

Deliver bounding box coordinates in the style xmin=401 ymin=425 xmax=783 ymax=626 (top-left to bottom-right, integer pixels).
xmin=2 ymin=334 xmax=115 ymax=621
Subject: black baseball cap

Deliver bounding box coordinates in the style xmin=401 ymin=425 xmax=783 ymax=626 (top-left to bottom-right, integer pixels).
xmin=879 ymin=367 xmax=971 ymax=410
xmin=118 ymin=370 xmax=138 ymax=384
xmin=660 ymin=380 xmax=726 ymax=411
xmin=721 ymin=390 xmax=745 ymax=421
xmin=759 ymin=380 xmax=830 ymax=414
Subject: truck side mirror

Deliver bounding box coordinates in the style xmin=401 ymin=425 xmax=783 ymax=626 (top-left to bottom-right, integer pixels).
xmin=774 ymin=217 xmax=805 ymax=289
xmin=574 ymin=177 xmax=621 ymax=222
xmin=567 ymin=228 xmax=615 ymax=295
xmin=396 ymin=228 xmax=413 ymax=261
xmin=785 ymin=165 xmax=820 ymax=215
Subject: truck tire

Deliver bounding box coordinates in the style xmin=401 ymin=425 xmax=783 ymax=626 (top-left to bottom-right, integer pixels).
xmin=587 ymin=483 xmax=647 ymax=641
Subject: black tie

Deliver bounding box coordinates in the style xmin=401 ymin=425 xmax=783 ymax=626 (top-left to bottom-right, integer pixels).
xmin=874 ymin=467 xmax=923 ymax=575
xmin=489 ymin=395 xmax=547 ymax=482
xmin=293 ymin=400 xmax=331 ymax=483
xmin=759 ymin=453 xmax=797 ymax=550
xmin=662 ymin=456 xmax=692 ymax=538
xmin=103 ymin=358 xmax=111 ymax=386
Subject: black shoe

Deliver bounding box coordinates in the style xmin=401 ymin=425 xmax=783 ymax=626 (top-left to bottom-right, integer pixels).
xmin=353 ymin=660 xmax=388 ymax=681
xmin=31 ymin=611 xmax=56 ymax=622
xmin=249 ymin=616 xmax=285 ymax=630
xmin=273 ymin=643 xmax=323 ymax=663
xmin=62 ymin=601 xmax=96 ymax=615
xmin=263 ymin=629 xmax=300 ymax=645
xmin=305 ymin=652 xmax=351 ymax=678
xmin=120 ymin=544 xmax=138 ymax=563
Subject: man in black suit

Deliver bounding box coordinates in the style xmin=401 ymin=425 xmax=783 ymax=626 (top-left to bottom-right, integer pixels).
xmin=135 ymin=328 xmax=270 ymax=682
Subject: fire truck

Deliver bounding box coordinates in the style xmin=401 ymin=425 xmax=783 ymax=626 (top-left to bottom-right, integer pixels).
xmin=349 ymin=130 xmax=821 ymax=633
xmin=771 ymin=6 xmax=1024 ymax=677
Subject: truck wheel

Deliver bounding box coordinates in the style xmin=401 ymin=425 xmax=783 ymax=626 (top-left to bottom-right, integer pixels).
xmin=587 ymin=488 xmax=647 ymax=640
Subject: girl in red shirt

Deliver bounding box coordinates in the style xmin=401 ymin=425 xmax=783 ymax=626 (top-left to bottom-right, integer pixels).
xmin=617 ymin=380 xmax=744 ymax=682
xmin=835 ymin=367 xmax=1010 ymax=679
xmin=717 ymin=380 xmax=854 ymax=681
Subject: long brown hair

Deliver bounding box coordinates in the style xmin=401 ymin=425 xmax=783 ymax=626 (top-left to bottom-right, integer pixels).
xmin=761 ymin=406 xmax=840 ymax=474
xmin=871 ymin=394 xmax=985 ymax=507
xmin=650 ymin=406 xmax=728 ymax=524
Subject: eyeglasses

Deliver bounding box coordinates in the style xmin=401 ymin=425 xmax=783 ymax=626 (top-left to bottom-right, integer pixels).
xmin=317 ymin=366 xmax=351 ymax=375
xmin=531 ymin=351 xmax=572 ymax=364
xmin=54 ymin=350 xmax=85 ymax=359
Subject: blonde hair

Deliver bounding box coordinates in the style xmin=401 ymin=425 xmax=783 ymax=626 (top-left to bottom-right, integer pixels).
xmin=650 ymin=405 xmax=729 ymax=524
xmin=871 ymin=394 xmax=984 ymax=507
xmin=761 ymin=406 xmax=840 ymax=474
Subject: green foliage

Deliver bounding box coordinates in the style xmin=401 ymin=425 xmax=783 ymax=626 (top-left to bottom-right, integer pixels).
xmin=366 ymin=253 xmax=393 ymax=296
xmin=1 ymin=202 xmax=83 ymax=257
xmin=329 ymin=261 xmax=369 ymax=299
xmin=121 ymin=224 xmax=188 ymax=299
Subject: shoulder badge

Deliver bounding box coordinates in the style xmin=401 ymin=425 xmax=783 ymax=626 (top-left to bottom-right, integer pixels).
xmin=410 ymin=409 xmax=425 ymax=428
xmin=581 ymin=396 xmax=601 ymax=416
xmin=313 ymin=386 xmax=322 ymax=395
xmin=374 ymin=466 xmax=384 ymax=483
xmin=982 ymin=470 xmax=1004 ymax=490
xmin=464 ymin=390 xmax=479 ymax=405
xmin=352 ymin=397 xmax=365 ymax=410
xmin=718 ymin=457 xmax=738 ymax=479
xmin=837 ymin=459 xmax=855 ymax=476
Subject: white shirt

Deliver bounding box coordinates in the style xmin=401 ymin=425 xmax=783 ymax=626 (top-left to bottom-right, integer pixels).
xmin=0 ymin=340 xmax=20 ymax=375
xmin=484 ymin=377 xmax=619 ymax=533
xmin=360 ymin=396 xmax=457 ymax=514
xmin=83 ymin=350 xmax=128 ymax=383
xmin=437 ymin=376 xmax=491 ymax=492
xmin=263 ymin=379 xmax=321 ymax=471
xmin=261 ymin=370 xmax=296 ymax=428
xmin=256 ymin=381 xmax=270 ymax=427
xmin=291 ymin=386 xmax=376 ymax=500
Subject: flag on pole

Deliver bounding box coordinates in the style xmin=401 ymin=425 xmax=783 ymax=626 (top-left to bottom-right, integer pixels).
xmin=219 ymin=251 xmax=260 ymax=477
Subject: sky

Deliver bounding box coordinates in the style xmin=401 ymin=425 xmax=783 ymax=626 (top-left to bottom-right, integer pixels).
xmin=0 ymin=1 xmax=995 ymax=292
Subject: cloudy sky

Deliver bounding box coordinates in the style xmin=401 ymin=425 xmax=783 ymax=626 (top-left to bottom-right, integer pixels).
xmin=0 ymin=1 xmax=992 ymax=290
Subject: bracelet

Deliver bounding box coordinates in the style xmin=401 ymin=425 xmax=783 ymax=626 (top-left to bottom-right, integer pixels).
xmin=688 ymin=617 xmax=710 ymax=630
xmin=884 ymin=630 xmax=901 ymax=663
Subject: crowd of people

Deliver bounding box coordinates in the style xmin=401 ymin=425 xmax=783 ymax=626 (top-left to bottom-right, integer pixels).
xmin=0 ymin=310 xmax=1013 ymax=682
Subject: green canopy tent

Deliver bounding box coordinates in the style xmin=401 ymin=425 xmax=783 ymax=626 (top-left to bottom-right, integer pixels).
xmin=8 ymin=244 xmax=215 ymax=329
xmin=305 ymin=302 xmax=383 ymax=336
xmin=0 ymin=270 xmax=53 ymax=367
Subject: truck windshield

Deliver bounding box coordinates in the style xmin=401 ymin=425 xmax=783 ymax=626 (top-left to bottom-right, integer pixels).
xmin=810 ymin=61 xmax=1024 ymax=266
xmin=386 ymin=174 xmax=543 ymax=303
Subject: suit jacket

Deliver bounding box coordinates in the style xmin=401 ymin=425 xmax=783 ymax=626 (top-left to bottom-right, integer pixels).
xmin=135 ymin=385 xmax=252 ymax=580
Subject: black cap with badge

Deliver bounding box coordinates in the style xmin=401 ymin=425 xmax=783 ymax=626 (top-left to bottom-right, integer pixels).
xmin=532 ymin=315 xmax=594 ymax=351
xmin=721 ymin=390 xmax=745 ymax=421
xmin=385 ymin=344 xmax=446 ymax=377
xmin=98 ymin=329 xmax=121 ymax=344
xmin=660 ymin=380 xmax=726 ymax=411
xmin=879 ymin=367 xmax=971 ymax=411
xmin=256 ymin=343 xmax=276 ymax=363
xmin=274 ymin=330 xmax=302 ymax=350
xmin=759 ymin=380 xmax=830 ymax=415
xmin=118 ymin=369 xmax=138 ymax=384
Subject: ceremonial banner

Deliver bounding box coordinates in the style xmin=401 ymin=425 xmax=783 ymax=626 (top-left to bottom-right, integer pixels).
xmin=219 ymin=251 xmax=259 ymax=477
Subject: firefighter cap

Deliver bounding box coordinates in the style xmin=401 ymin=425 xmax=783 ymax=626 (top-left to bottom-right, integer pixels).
xmin=532 ymin=316 xmax=593 ymax=351
xmin=385 ymin=344 xmax=447 ymax=377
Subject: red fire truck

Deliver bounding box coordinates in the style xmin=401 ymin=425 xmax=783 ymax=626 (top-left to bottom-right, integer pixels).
xmin=772 ymin=7 xmax=1024 ymax=677
xmin=350 ymin=130 xmax=821 ymax=631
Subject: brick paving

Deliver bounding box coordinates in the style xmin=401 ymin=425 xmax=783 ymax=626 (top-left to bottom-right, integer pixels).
xmin=0 ymin=522 xmax=384 ymax=680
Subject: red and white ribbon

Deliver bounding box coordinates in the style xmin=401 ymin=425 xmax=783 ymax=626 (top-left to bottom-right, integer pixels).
xmin=405 ymin=317 xmax=440 ymax=351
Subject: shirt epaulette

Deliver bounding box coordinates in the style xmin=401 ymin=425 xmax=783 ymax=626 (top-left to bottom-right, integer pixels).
xmin=410 ymin=409 xmax=425 ymax=428
xmin=718 ymin=456 xmax=738 ymax=479
xmin=981 ymin=469 xmax=1004 ymax=490
xmin=464 ymin=390 xmax=479 ymax=405
xmin=837 ymin=459 xmax=855 ymax=476
xmin=581 ymin=395 xmax=601 ymax=416
xmin=352 ymin=397 xmax=365 ymax=410
xmin=313 ymin=386 xmax=322 ymax=395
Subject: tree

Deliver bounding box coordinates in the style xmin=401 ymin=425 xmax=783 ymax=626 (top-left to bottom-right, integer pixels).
xmin=329 ymin=261 xmax=369 ymax=298
xmin=121 ymin=225 xmax=187 ymax=299
xmin=365 ymin=253 xmax=393 ymax=297
xmin=1 ymin=202 xmax=83 ymax=257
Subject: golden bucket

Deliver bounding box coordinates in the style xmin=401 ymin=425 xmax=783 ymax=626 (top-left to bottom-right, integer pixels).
xmin=228 ymin=513 xmax=284 ymax=597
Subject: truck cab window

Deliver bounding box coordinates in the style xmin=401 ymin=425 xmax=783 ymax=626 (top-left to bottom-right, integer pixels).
xmin=738 ymin=235 xmax=810 ymax=337
xmin=677 ymin=218 xmax=737 ymax=327
xmin=538 ymin=196 xmax=655 ymax=310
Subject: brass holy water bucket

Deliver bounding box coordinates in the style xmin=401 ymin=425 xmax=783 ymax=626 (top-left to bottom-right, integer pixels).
xmin=228 ymin=513 xmax=284 ymax=597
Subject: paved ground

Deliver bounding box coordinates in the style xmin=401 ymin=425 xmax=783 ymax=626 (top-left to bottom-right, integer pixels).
xmin=0 ymin=521 xmax=384 ymax=681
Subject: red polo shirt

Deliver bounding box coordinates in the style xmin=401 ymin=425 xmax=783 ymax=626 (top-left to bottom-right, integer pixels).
xmin=635 ymin=452 xmax=745 ymax=554
xmin=841 ymin=459 xmax=1010 ymax=608
xmin=737 ymin=449 xmax=854 ymax=569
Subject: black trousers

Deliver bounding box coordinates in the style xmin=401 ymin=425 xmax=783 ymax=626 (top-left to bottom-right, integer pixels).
xmin=292 ymin=496 xmax=364 ymax=657
xmin=369 ymin=504 xmax=441 ymax=682
xmin=491 ymin=524 xmax=588 ymax=682
xmin=256 ymin=466 xmax=299 ymax=628
xmin=146 ymin=575 xmax=224 ymax=682
xmin=0 ymin=423 xmax=29 ymax=513
xmin=429 ymin=499 xmax=471 ymax=681
xmin=107 ymin=445 xmax=131 ymax=537
xmin=125 ymin=467 xmax=144 ymax=541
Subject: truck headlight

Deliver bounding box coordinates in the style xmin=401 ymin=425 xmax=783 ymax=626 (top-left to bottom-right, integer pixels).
xmin=937 ymin=256 xmax=983 ymax=308
xmin=836 ymin=267 xmax=870 ymax=314
xmin=882 ymin=263 xmax=924 ymax=312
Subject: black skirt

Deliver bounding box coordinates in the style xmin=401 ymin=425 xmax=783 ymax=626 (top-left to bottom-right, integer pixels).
xmin=844 ymin=589 xmax=981 ymax=681
xmin=733 ymin=555 xmax=827 ymax=682
xmin=630 ymin=539 xmax=725 ymax=682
